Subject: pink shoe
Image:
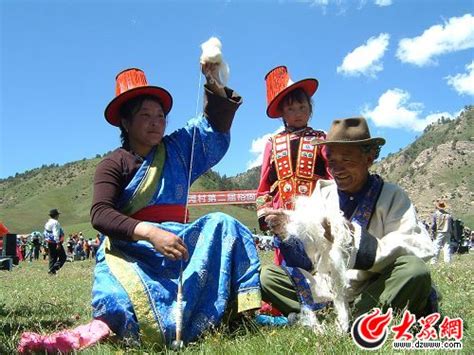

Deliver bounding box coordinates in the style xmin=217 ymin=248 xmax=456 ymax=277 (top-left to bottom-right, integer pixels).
xmin=18 ymin=319 xmax=111 ymax=353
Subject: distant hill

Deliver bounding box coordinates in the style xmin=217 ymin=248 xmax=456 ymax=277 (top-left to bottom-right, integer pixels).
xmin=0 ymin=158 xmax=260 ymax=236
xmin=371 ymin=106 xmax=474 ymax=227
xmin=1 ymin=106 xmax=472 ymax=235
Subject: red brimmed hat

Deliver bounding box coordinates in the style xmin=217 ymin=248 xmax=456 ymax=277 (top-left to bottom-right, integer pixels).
xmin=104 ymin=68 xmax=173 ymax=126
xmin=265 ymin=66 xmax=319 ymax=118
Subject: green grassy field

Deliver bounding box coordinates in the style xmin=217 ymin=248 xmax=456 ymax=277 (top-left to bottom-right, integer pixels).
xmin=1 ymin=252 xmax=472 ymax=354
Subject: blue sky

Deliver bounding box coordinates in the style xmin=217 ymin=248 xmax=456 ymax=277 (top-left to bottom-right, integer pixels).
xmin=1 ymin=0 xmax=473 ymax=179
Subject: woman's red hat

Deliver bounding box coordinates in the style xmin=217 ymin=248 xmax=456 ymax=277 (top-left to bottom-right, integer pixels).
xmin=104 ymin=68 xmax=173 ymax=126
xmin=265 ymin=66 xmax=318 ymax=118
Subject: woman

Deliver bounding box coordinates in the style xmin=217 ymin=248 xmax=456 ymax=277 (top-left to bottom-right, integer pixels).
xmin=18 ymin=66 xmax=261 ymax=352
xmin=256 ymin=66 xmax=331 ymax=266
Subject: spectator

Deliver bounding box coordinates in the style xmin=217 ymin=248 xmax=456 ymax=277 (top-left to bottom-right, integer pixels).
xmin=44 ymin=208 xmax=67 ymax=274
xmin=31 ymin=232 xmax=42 ymax=261
xmin=431 ymin=201 xmax=453 ymax=264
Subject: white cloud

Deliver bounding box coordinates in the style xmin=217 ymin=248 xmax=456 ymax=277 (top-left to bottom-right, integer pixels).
xmin=446 ymin=61 xmax=474 ymax=96
xmin=298 ymin=0 xmax=391 ymax=12
xmin=247 ymin=126 xmax=284 ymax=169
xmin=374 ymin=0 xmax=392 ymax=6
xmin=337 ymin=33 xmax=390 ymax=77
xmin=362 ymin=89 xmax=455 ymax=131
xmin=396 ymin=13 xmax=474 ymax=66
xmin=312 ymin=0 xmax=329 ymax=5
xmin=297 ymin=0 xmax=330 ymax=6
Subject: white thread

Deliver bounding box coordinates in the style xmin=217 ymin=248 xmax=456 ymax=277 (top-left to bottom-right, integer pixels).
xmin=175 ymin=62 xmax=203 ymax=346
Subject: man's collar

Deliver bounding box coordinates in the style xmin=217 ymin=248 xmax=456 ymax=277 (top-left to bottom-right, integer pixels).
xmin=337 ymin=174 xmax=374 ymax=201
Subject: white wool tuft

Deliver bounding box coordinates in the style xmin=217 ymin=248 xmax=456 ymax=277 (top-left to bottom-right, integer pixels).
xmin=200 ymin=36 xmax=229 ymax=85
xmin=287 ymin=193 xmax=353 ymax=333
xmin=200 ymin=37 xmax=223 ymax=64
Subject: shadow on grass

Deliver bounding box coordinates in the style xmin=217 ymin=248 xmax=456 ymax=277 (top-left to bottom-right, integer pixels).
xmin=0 ymin=302 xmax=76 ymax=336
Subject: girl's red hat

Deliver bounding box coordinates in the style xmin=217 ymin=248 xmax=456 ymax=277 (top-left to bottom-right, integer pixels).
xmin=265 ymin=66 xmax=318 ymax=118
xmin=104 ymin=68 xmax=173 ymax=126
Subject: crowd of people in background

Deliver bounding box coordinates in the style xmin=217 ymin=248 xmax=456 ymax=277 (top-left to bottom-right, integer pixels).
xmin=3 ymin=200 xmax=474 ymax=271
xmin=16 ymin=231 xmax=101 ymax=263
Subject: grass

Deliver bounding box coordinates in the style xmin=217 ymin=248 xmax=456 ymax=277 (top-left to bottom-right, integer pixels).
xmin=1 ymin=252 xmax=472 ymax=354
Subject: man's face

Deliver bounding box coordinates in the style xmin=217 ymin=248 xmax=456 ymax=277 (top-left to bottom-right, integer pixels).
xmin=326 ymin=144 xmax=374 ymax=194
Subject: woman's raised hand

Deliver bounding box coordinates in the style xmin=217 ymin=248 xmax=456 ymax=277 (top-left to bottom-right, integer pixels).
xmin=201 ymin=62 xmax=221 ymax=85
xmin=201 ymin=62 xmax=226 ymax=97
xmin=134 ymin=223 xmax=189 ymax=261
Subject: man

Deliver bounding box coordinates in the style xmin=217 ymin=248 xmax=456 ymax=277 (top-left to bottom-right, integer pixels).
xmin=44 ymin=208 xmax=66 ymax=275
xmin=431 ymin=201 xmax=453 ymax=264
xmin=260 ymin=117 xmax=436 ymax=321
xmin=31 ymin=231 xmax=42 ymax=261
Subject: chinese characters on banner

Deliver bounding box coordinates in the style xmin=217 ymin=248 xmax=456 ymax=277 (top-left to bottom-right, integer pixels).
xmin=188 ymin=190 xmax=257 ymax=205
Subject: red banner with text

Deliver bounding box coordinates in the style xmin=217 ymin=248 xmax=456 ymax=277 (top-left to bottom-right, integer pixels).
xmin=188 ymin=190 xmax=257 ymax=205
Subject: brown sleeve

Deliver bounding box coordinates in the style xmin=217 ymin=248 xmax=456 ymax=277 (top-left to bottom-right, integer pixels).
xmin=90 ymin=155 xmax=141 ymax=241
xmin=203 ymin=85 xmax=242 ymax=132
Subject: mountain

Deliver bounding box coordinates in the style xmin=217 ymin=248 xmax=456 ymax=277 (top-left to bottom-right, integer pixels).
xmin=1 ymin=106 xmax=472 ymax=235
xmin=0 ymin=159 xmax=260 ymax=236
xmin=371 ymin=106 xmax=473 ymax=227
xmin=227 ymin=166 xmax=261 ymax=190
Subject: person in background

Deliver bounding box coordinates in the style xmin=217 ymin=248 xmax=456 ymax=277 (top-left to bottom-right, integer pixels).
xmin=43 ymin=208 xmax=66 ymax=275
xmin=0 ymin=222 xmax=8 ymax=254
xmin=84 ymin=238 xmax=91 ymax=259
xmin=41 ymin=239 xmax=49 ymax=261
xmin=256 ymin=66 xmax=331 ymax=266
xmin=431 ymin=200 xmax=454 ymax=264
xmin=91 ymin=234 xmax=101 ymax=259
xmin=31 ymin=232 xmax=42 ymax=261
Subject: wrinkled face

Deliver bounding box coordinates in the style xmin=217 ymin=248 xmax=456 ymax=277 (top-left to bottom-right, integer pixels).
xmin=122 ymin=99 xmax=166 ymax=155
xmin=281 ymin=98 xmax=311 ymax=129
xmin=326 ymin=144 xmax=373 ymax=194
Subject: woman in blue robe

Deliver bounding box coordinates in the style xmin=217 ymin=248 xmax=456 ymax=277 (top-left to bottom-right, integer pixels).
xmin=89 ymin=66 xmax=261 ymax=347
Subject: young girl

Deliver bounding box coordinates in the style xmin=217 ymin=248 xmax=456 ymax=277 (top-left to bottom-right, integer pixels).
xmin=256 ymin=66 xmax=331 ymax=266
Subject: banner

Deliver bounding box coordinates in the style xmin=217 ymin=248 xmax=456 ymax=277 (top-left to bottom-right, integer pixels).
xmin=188 ymin=190 xmax=257 ymax=206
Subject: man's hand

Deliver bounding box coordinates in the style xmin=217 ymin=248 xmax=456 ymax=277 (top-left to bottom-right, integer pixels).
xmin=321 ymin=218 xmax=355 ymax=244
xmin=321 ymin=217 xmax=333 ymax=243
xmin=263 ymin=208 xmax=290 ymax=238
